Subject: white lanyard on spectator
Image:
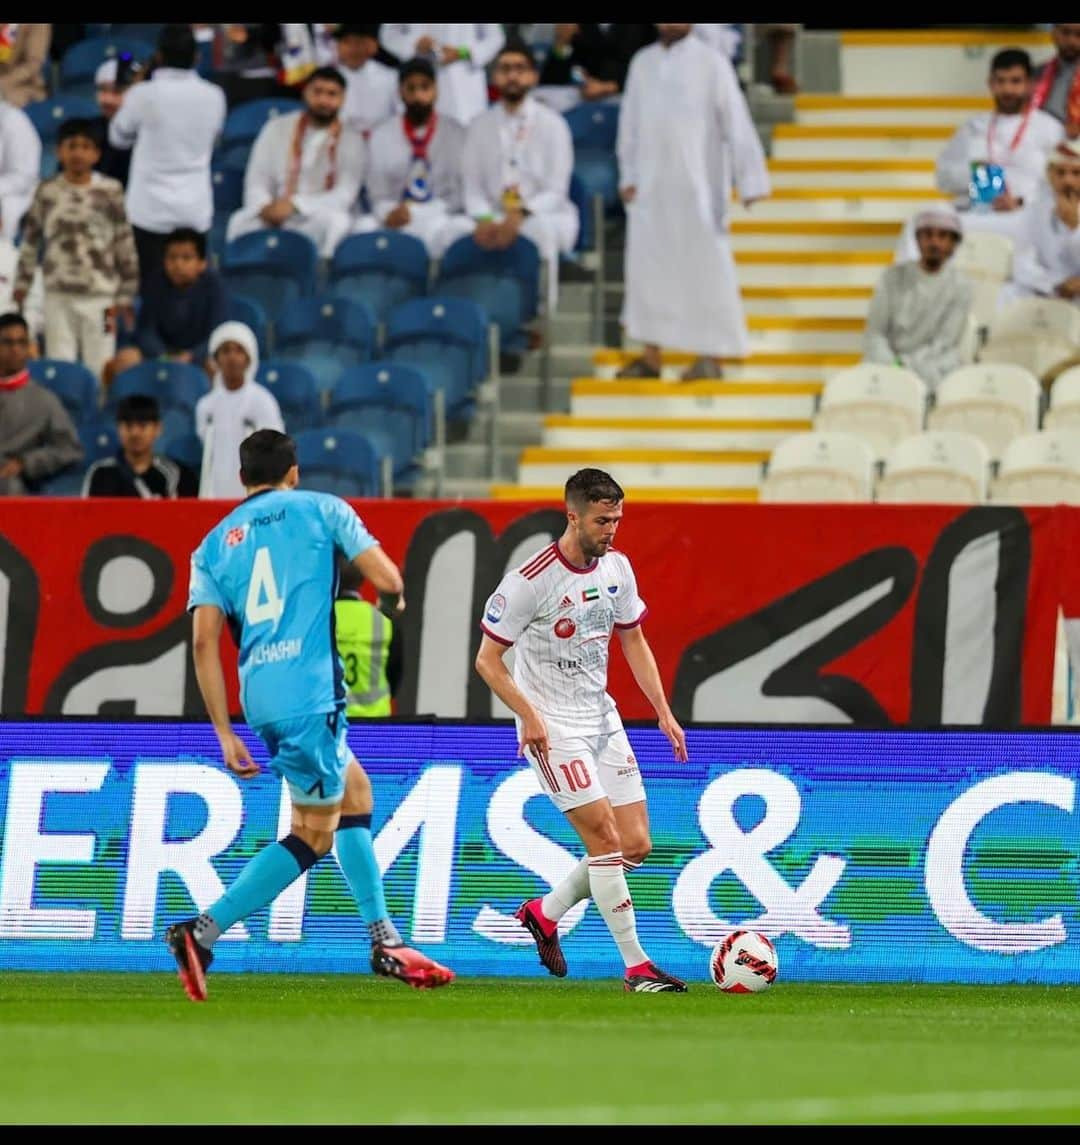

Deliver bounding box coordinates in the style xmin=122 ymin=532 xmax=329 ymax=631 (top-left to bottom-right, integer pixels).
xmin=500 ymin=102 xmax=533 ymax=192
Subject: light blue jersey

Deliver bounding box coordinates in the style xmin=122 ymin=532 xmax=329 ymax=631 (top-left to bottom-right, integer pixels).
xmin=188 ymin=489 xmax=377 ymax=729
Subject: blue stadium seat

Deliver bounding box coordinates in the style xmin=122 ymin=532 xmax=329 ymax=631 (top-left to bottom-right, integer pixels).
xmin=25 ymin=95 xmax=100 ymax=145
xmin=216 ymin=142 xmax=254 ymax=174
xmin=159 ymin=405 xmax=194 ymax=442
xmin=218 ymin=97 xmax=301 ymax=168
xmin=221 ymin=230 xmax=319 ymax=324
xmin=273 ymin=294 xmax=377 ymax=394
xmin=108 ymin=361 xmax=210 ymax=414
xmin=225 ymin=293 xmax=270 ymax=357
xmin=327 ymin=362 xmax=433 ymax=477
xmin=36 ymin=466 xmax=86 ymax=496
xmin=80 ymin=418 xmax=119 ymax=464
xmin=59 ymin=37 xmax=153 ymax=99
xmin=328 ymin=231 xmax=430 ymax=323
xmin=564 ymin=102 xmax=620 ymax=152
xmin=383 ymin=297 xmax=488 ymax=419
xmin=162 ymin=432 xmax=204 ymax=474
xmin=212 ymin=166 xmax=245 ymax=216
xmin=568 ymin=171 xmax=594 ymax=253
xmin=434 ymin=235 xmax=541 ymax=354
xmin=107 ymin=23 xmax=165 ymax=45
xmin=293 ymin=428 xmax=383 ymax=497
xmin=572 ymin=150 xmax=621 ymax=216
xmin=256 ymin=360 xmax=322 ymax=432
xmin=28 ymin=359 xmax=99 ymax=426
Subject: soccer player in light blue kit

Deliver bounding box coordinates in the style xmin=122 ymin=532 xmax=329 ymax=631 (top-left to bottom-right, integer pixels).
xmin=165 ymin=429 xmax=454 ymax=1001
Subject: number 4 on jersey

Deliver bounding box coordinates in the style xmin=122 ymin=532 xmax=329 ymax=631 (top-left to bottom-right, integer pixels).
xmin=245 ymin=546 xmax=285 ymax=626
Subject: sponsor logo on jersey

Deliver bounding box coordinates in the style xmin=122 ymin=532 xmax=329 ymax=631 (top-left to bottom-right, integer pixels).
xmin=582 ymin=587 xmax=600 ymax=602
xmin=555 ymin=658 xmax=582 ymax=673
xmin=486 ymin=593 xmax=507 ymax=623
xmin=225 ymin=526 xmax=247 ymax=547
xmin=617 ymin=766 xmax=639 ymax=777
xmin=554 ymin=617 xmax=576 ymax=639
xmin=558 ymin=594 xmax=573 ymax=610
xmin=607 ymin=584 xmax=618 ymax=594
xmin=250 ymin=509 xmax=286 ymax=527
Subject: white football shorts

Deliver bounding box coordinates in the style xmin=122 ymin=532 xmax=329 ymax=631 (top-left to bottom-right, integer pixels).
xmin=523 ymin=718 xmax=646 ymax=812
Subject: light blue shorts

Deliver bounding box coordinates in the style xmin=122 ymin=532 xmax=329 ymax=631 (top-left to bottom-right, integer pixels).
xmin=255 ymin=707 xmax=351 ymax=806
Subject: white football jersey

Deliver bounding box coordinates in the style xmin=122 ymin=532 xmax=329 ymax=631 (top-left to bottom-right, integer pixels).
xmin=481 ymin=541 xmax=648 ymax=733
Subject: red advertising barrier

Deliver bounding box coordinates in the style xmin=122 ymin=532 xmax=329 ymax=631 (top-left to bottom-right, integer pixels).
xmin=0 ymin=499 xmax=1068 ymax=724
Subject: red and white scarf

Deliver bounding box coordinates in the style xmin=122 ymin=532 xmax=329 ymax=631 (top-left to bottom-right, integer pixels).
xmin=284 ymin=113 xmax=341 ymax=200
xmin=1032 ymin=56 xmax=1080 ymax=138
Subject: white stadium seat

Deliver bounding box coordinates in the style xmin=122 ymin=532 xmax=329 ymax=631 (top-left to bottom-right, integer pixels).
xmin=812 ymin=363 xmax=927 ymax=460
xmin=979 ymin=297 xmax=1080 ymax=381
xmin=876 ymin=430 xmax=989 ymax=504
xmin=926 ymin=363 xmax=1040 ymax=461
xmin=952 ymin=229 xmax=1014 ymax=332
xmin=759 ymin=431 xmax=875 ymax=503
xmin=1044 ymin=365 xmax=1080 ymax=432
xmin=991 ymin=430 xmax=1080 ymax=505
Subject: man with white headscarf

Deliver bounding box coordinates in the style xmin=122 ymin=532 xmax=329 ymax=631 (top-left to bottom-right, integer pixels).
xmin=863 ymin=205 xmax=974 ymax=390
xmin=195 ymin=321 xmax=284 ymax=500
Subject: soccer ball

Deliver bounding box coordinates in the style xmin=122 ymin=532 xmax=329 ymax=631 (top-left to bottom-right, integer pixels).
xmin=709 ymin=930 xmax=778 ymax=993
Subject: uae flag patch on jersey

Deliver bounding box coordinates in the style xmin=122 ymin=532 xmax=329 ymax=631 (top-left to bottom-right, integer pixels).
xmin=582 ymin=586 xmax=600 ymax=602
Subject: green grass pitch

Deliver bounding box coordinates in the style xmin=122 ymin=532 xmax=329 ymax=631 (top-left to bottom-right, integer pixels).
xmin=2 ymin=973 xmax=1079 ymax=1124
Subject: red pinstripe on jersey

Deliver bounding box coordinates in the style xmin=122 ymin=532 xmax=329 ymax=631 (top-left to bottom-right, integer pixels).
xmin=522 ymin=549 xmax=558 ymax=580
xmin=519 ymin=543 xmax=556 ymax=577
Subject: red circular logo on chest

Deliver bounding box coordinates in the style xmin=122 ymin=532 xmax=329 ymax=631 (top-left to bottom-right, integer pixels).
xmin=554 ymin=617 xmax=576 ymax=639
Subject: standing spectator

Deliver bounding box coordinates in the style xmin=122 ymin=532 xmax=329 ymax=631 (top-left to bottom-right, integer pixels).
xmin=334 ymin=556 xmax=403 ymax=718
xmin=333 ymin=24 xmax=399 ymax=138
xmin=195 ymin=320 xmax=284 ymax=500
xmin=0 ymin=312 xmax=83 ymax=495
xmin=14 ymin=119 xmax=139 ymax=383
xmin=361 ymin=57 xmax=470 ymax=257
xmin=0 ymin=24 xmax=50 ymax=107
xmin=616 ymin=23 xmax=770 ymax=380
xmin=380 ymin=24 xmax=505 ymax=128
xmin=863 ymin=207 xmax=973 ymax=390
xmin=109 ymin=228 xmax=228 ymax=382
xmin=462 ymin=40 xmax=578 ymax=311
xmin=227 ymin=66 xmax=365 ymax=259
xmin=0 ymin=97 xmax=40 ymax=241
xmin=1032 ymin=23 xmax=1080 ymax=138
xmin=90 ymin=54 xmax=144 ymax=188
xmin=82 ymin=393 xmax=199 ymax=498
xmin=1007 ymin=140 xmax=1080 ymax=305
xmin=109 ymin=24 xmax=226 ymax=292
xmin=195 ymin=24 xmax=288 ymax=109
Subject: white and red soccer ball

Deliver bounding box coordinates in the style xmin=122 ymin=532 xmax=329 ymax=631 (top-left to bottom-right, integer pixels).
xmin=709 ymin=930 xmax=779 ymax=993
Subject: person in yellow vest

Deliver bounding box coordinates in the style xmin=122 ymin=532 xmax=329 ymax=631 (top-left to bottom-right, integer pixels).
xmin=334 ymin=556 xmax=403 ymax=717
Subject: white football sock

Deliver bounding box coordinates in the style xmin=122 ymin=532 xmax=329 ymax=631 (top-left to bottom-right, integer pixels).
xmin=587 ymin=851 xmax=648 ymax=968
xmin=541 ymin=857 xmax=591 ymax=923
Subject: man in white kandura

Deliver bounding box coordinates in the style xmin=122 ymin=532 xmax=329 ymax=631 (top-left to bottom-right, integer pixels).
xmin=616 ymin=22 xmax=770 ymax=381
xmin=474 ymin=467 xmax=690 ymax=993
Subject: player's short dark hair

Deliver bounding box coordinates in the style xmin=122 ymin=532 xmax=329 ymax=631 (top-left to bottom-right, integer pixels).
xmin=57 ymin=118 xmax=99 ymax=147
xmin=116 ymin=394 xmax=161 ymax=424
xmin=0 ymin=312 xmax=29 ymax=336
xmin=164 ymin=227 xmax=207 ymax=259
xmin=157 ymin=24 xmax=197 ymax=70
xmin=240 ymin=429 xmax=297 ymax=488
xmin=495 ymin=38 xmax=537 ymax=71
xmin=304 ymin=65 xmax=347 ymax=91
xmin=991 ymin=48 xmax=1033 ymax=75
xmin=565 ymin=468 xmax=625 ymax=510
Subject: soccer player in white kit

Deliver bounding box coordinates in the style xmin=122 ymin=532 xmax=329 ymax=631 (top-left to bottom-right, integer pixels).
xmin=474 ymin=468 xmax=689 ymax=992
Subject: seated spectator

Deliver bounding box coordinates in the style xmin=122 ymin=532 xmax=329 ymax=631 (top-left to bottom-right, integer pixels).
xmin=109 ymin=228 xmax=228 ymax=383
xmin=0 ymin=23 xmax=50 ymax=107
xmin=863 ymin=206 xmax=973 ymax=390
xmin=0 ymin=97 xmax=40 ymax=241
xmin=227 ymin=66 xmax=365 ymax=259
xmin=380 ymin=24 xmax=505 ymax=128
xmin=1032 ymin=23 xmax=1080 ymax=138
xmin=195 ymin=320 xmax=284 ymax=499
xmin=82 ymin=392 xmax=198 ymax=498
xmin=14 ymin=119 xmax=139 ymax=384
xmin=196 ymin=24 xmax=289 ymax=109
xmin=0 ymin=312 xmax=83 ymax=495
xmin=535 ymin=23 xmax=655 ymax=112
xmin=359 ymin=57 xmax=471 ymax=257
xmin=333 ymin=23 xmax=399 ymax=139
xmin=463 ymin=40 xmax=578 ymax=310
xmin=1007 ymin=140 xmax=1080 ymax=304
xmin=90 ymin=54 xmax=145 ymax=188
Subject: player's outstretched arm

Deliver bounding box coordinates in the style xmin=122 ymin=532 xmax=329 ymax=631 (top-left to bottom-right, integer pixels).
xmin=353 ymin=545 xmax=405 ymax=614
xmin=617 ymin=625 xmax=688 ymax=762
xmin=192 ymin=604 xmax=258 ymax=778
xmin=474 ymin=634 xmax=550 ymax=766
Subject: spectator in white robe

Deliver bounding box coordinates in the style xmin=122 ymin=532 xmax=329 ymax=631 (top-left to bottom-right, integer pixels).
xmin=864 ymin=207 xmax=973 ymax=390
xmin=461 ymin=39 xmax=578 ymax=312
xmin=896 ymin=49 xmax=1064 ymax=262
xmin=333 ymin=24 xmax=400 ymax=139
xmin=195 ymin=320 xmax=284 ymax=500
xmin=0 ymin=98 xmax=40 ymax=242
xmin=616 ymin=23 xmax=770 ymax=380
xmin=227 ymin=66 xmax=365 ymax=259
xmin=380 ymin=24 xmax=505 ymax=127
xmin=358 ymin=57 xmax=471 ymax=258
xmin=1005 ymin=139 xmax=1080 ymax=305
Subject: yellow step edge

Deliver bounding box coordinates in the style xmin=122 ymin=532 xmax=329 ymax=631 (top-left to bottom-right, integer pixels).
xmin=736 ymin=250 xmax=893 ymax=263
xmin=742 ymin=286 xmax=874 ymax=298
xmin=795 ymin=95 xmax=991 ymax=110
xmin=769 ymin=158 xmax=935 ymax=171
xmin=773 ymin=124 xmax=954 ymax=137
xmin=592 ymin=350 xmax=860 ymax=366
xmin=747 ymin=316 xmax=865 ymax=331
xmin=490 ymin=485 xmax=761 ymax=503
xmin=731 ymin=220 xmax=902 ymax=234
xmin=571 ymin=380 xmax=824 ymax=396
xmin=544 ymin=416 xmax=814 ymax=431
xmin=521 ymin=448 xmax=772 ymax=464
xmin=763 ymin=187 xmax=944 ymax=199
xmin=840 ymin=30 xmax=1051 ymax=47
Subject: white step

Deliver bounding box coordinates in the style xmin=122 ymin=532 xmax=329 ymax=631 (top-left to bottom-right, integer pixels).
xmin=570 ymin=380 xmax=822 ymax=421
xmin=518 ymin=447 xmax=767 ymax=489
xmin=771 ymin=124 xmax=954 ymax=159
xmin=795 ymin=94 xmax=989 ymax=126
xmin=746 ymin=317 xmax=864 ymax=355
xmin=741 ymin=286 xmax=874 ymax=318
xmin=731 ymin=220 xmax=902 ymax=250
xmin=735 ymin=250 xmax=892 ymax=288
xmin=595 ymin=347 xmax=860 ymax=382
xmin=542 ymin=415 xmax=812 ymax=452
xmin=490 ymin=483 xmax=759 ymax=503
xmin=840 ymin=30 xmax=1052 ymax=96
xmin=767 ymin=158 xmax=936 ymax=189
xmin=735 ymin=186 xmax=945 ymax=221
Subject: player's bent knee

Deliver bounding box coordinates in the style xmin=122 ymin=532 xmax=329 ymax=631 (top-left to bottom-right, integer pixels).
xmin=624 ymin=838 xmax=652 ymax=865
xmin=280 ymin=832 xmax=326 ymax=868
